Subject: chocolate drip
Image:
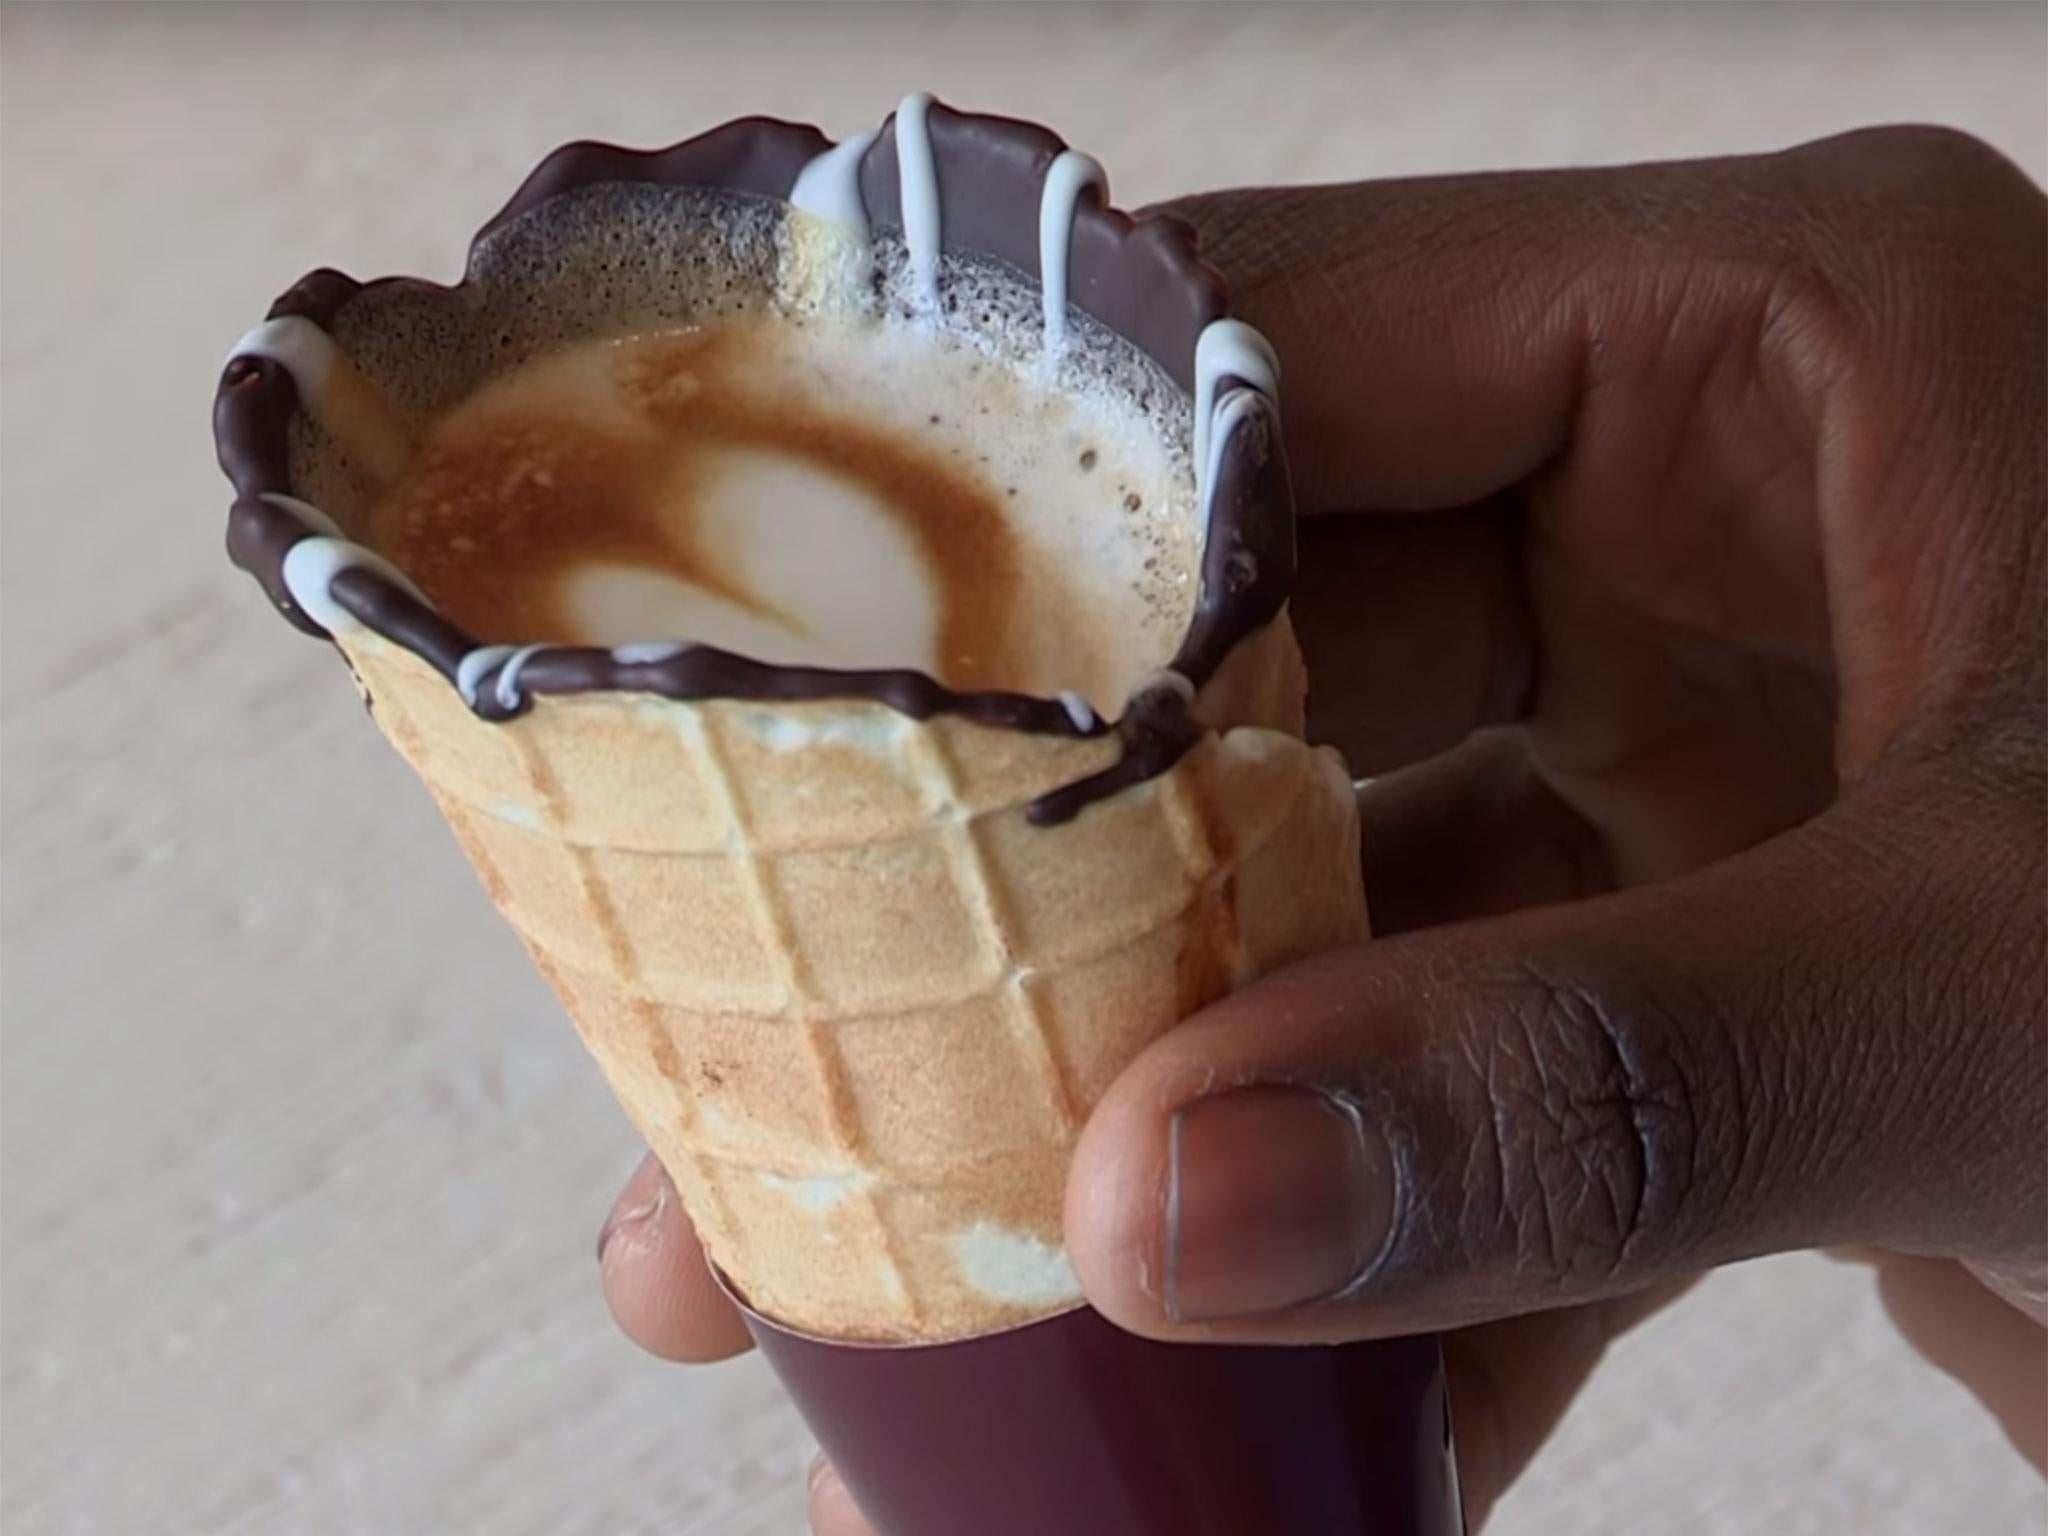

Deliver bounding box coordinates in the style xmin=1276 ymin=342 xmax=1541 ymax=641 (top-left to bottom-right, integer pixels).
xmin=212 ymin=100 xmax=1296 ymax=823
xmin=1025 ymin=690 xmax=1203 ymax=827
xmin=1173 ymin=374 xmax=1292 ymax=687
xmin=328 ymin=575 xmax=1103 ymax=743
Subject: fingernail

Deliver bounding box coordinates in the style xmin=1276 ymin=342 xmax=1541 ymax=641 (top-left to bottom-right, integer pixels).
xmin=1164 ymin=1085 xmax=1394 ymax=1323
xmin=597 ymin=1155 xmax=669 ymax=1264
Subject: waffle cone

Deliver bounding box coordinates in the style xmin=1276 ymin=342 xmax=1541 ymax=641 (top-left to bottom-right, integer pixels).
xmin=338 ymin=617 xmax=1366 ymax=1342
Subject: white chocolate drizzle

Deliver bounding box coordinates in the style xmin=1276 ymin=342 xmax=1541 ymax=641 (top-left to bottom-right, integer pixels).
xmin=779 ymin=111 xmax=1281 ymax=581
xmin=1193 ymin=319 xmax=1279 ymax=478
xmin=1200 ymin=384 xmax=1271 ymax=525
xmin=277 ymin=537 xmax=361 ymax=635
xmin=1037 ymin=150 xmax=1106 ymax=366
xmin=453 ymin=642 xmax=557 ymax=712
xmin=235 ymin=99 xmax=1286 ymax=737
xmin=231 ymin=317 xmax=337 ymax=400
xmin=611 ymin=641 xmax=692 ymax=666
xmin=230 ymin=317 xmax=412 ymax=488
xmin=490 ymin=644 xmax=549 ymax=712
xmin=257 ymin=488 xmax=419 ymax=637
xmin=280 ymin=535 xmax=416 ymax=636
xmin=893 ymin=93 xmax=941 ymax=315
xmin=456 ymin=645 xmax=518 ymax=708
xmin=789 ymin=131 xmax=876 ymax=232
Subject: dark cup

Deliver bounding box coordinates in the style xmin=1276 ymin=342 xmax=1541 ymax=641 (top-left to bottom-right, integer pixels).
xmin=736 ymin=1292 xmax=1464 ymax=1536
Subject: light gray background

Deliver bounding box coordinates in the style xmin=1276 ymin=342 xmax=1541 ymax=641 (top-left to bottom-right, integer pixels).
xmin=4 ymin=4 xmax=2044 ymax=1533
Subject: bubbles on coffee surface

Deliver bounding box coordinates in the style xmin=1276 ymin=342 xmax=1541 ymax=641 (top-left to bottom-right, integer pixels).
xmin=286 ymin=181 xmax=1204 ymax=714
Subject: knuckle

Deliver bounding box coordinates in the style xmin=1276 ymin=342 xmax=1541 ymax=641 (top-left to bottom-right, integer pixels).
xmin=1754 ymin=256 xmax=1862 ymax=373
xmin=1768 ymin=125 xmax=2041 ymax=329
xmin=1842 ymin=124 xmax=2018 ymax=183
xmin=1798 ymin=123 xmax=2028 ymax=210
xmin=1458 ymin=963 xmax=1715 ymax=1290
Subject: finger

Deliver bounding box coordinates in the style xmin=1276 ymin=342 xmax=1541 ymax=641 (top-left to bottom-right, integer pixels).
xmin=1966 ymin=1257 xmax=2048 ymax=1328
xmin=1357 ymin=728 xmax=1612 ymax=936
xmin=1447 ymin=1280 xmax=1694 ymax=1530
xmin=1156 ymin=128 xmax=2040 ymax=521
xmin=1294 ymin=506 xmax=1533 ymax=774
xmin=1066 ymin=767 xmax=2041 ymax=1342
xmin=1161 ymin=177 xmax=1583 ymax=517
xmin=1149 ymin=167 xmax=1610 ymax=772
xmin=597 ymin=1152 xmax=753 ymax=1363
xmin=1871 ymin=1255 xmax=2047 ymax=1472
xmin=807 ymin=1456 xmax=879 ymax=1536
xmin=1157 ymin=144 xmax=1819 ymax=771
xmin=1165 ymin=130 xmax=2046 ymax=777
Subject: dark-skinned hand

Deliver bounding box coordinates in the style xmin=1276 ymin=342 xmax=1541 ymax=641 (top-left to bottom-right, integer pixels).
xmin=596 ymin=126 xmax=2047 ymax=1532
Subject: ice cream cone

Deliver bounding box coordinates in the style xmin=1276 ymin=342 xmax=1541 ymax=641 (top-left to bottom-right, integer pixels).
xmin=217 ymin=98 xmax=1373 ymax=1344
xmin=339 ymin=619 xmax=1363 ymax=1340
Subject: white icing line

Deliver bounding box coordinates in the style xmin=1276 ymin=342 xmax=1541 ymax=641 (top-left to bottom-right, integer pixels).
xmin=229 ymin=316 xmax=336 ymax=401
xmin=492 ymin=645 xmax=549 ymax=712
xmin=258 ymin=491 xmax=343 ymax=539
xmin=456 ymin=645 xmax=518 ymax=709
xmin=252 ymin=117 xmax=1284 ymax=755
xmin=1202 ymin=385 xmax=1269 ymax=520
xmin=610 ymin=641 xmax=691 ymax=666
xmin=279 ymin=536 xmax=415 ymax=637
xmin=1193 ymin=319 xmax=1280 ymax=478
xmin=233 ymin=314 xmax=412 ymax=490
xmin=894 ymin=93 xmax=941 ymax=315
xmin=1038 ymin=150 xmax=1107 ymax=365
xmin=789 ymin=131 xmax=877 ymax=232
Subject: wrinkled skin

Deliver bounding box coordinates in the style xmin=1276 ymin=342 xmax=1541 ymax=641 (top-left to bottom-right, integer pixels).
xmin=596 ymin=128 xmax=2046 ymax=1532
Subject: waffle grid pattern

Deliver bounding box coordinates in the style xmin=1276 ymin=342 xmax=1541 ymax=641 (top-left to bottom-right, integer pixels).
xmin=351 ymin=638 xmax=1361 ymax=1337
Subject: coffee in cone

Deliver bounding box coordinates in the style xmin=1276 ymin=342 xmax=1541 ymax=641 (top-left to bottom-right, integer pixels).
xmin=216 ymin=100 xmax=1369 ymax=1344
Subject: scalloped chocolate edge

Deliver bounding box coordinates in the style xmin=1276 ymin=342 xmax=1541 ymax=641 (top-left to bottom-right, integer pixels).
xmin=212 ymin=100 xmax=1295 ymax=823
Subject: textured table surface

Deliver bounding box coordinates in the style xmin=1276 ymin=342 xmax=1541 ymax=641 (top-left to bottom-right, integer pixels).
xmin=4 ymin=4 xmax=2044 ymax=1533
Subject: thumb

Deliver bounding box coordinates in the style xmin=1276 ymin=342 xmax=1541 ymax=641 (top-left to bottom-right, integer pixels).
xmin=1064 ymin=767 xmax=2042 ymax=1340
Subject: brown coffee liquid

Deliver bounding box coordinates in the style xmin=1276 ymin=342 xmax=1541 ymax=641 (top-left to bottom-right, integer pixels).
xmin=365 ymin=315 xmax=1194 ymax=708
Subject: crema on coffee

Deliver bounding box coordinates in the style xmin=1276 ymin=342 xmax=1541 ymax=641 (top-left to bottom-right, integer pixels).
xmin=361 ymin=308 xmax=1199 ymax=715
xmin=244 ymin=167 xmax=1227 ymax=723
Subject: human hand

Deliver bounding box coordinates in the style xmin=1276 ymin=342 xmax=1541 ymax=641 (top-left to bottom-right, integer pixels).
xmin=600 ymin=126 xmax=2046 ymax=1531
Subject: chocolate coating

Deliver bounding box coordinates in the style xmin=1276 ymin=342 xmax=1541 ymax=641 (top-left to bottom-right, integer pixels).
xmin=478 ymin=116 xmax=832 ymax=241
xmin=213 ymin=100 xmax=1296 ymax=821
xmin=855 ymin=104 xmax=1226 ymax=393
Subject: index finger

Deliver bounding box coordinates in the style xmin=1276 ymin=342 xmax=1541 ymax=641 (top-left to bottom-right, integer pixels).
xmin=1144 ymin=168 xmax=1609 ymax=767
xmin=1157 ymin=148 xmax=1783 ymax=517
xmin=598 ymin=1152 xmax=754 ymax=1364
xmin=1148 ymin=134 xmax=1897 ymax=768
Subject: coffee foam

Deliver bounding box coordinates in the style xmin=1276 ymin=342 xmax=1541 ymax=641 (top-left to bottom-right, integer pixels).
xmin=289 ymin=181 xmax=1204 ymax=713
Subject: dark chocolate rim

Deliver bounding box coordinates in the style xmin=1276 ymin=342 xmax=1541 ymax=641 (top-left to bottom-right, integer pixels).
xmin=213 ymin=101 xmax=1294 ymax=823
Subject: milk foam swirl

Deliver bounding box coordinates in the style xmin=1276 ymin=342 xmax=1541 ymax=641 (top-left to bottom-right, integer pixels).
xmin=219 ymin=100 xmax=1290 ymax=822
